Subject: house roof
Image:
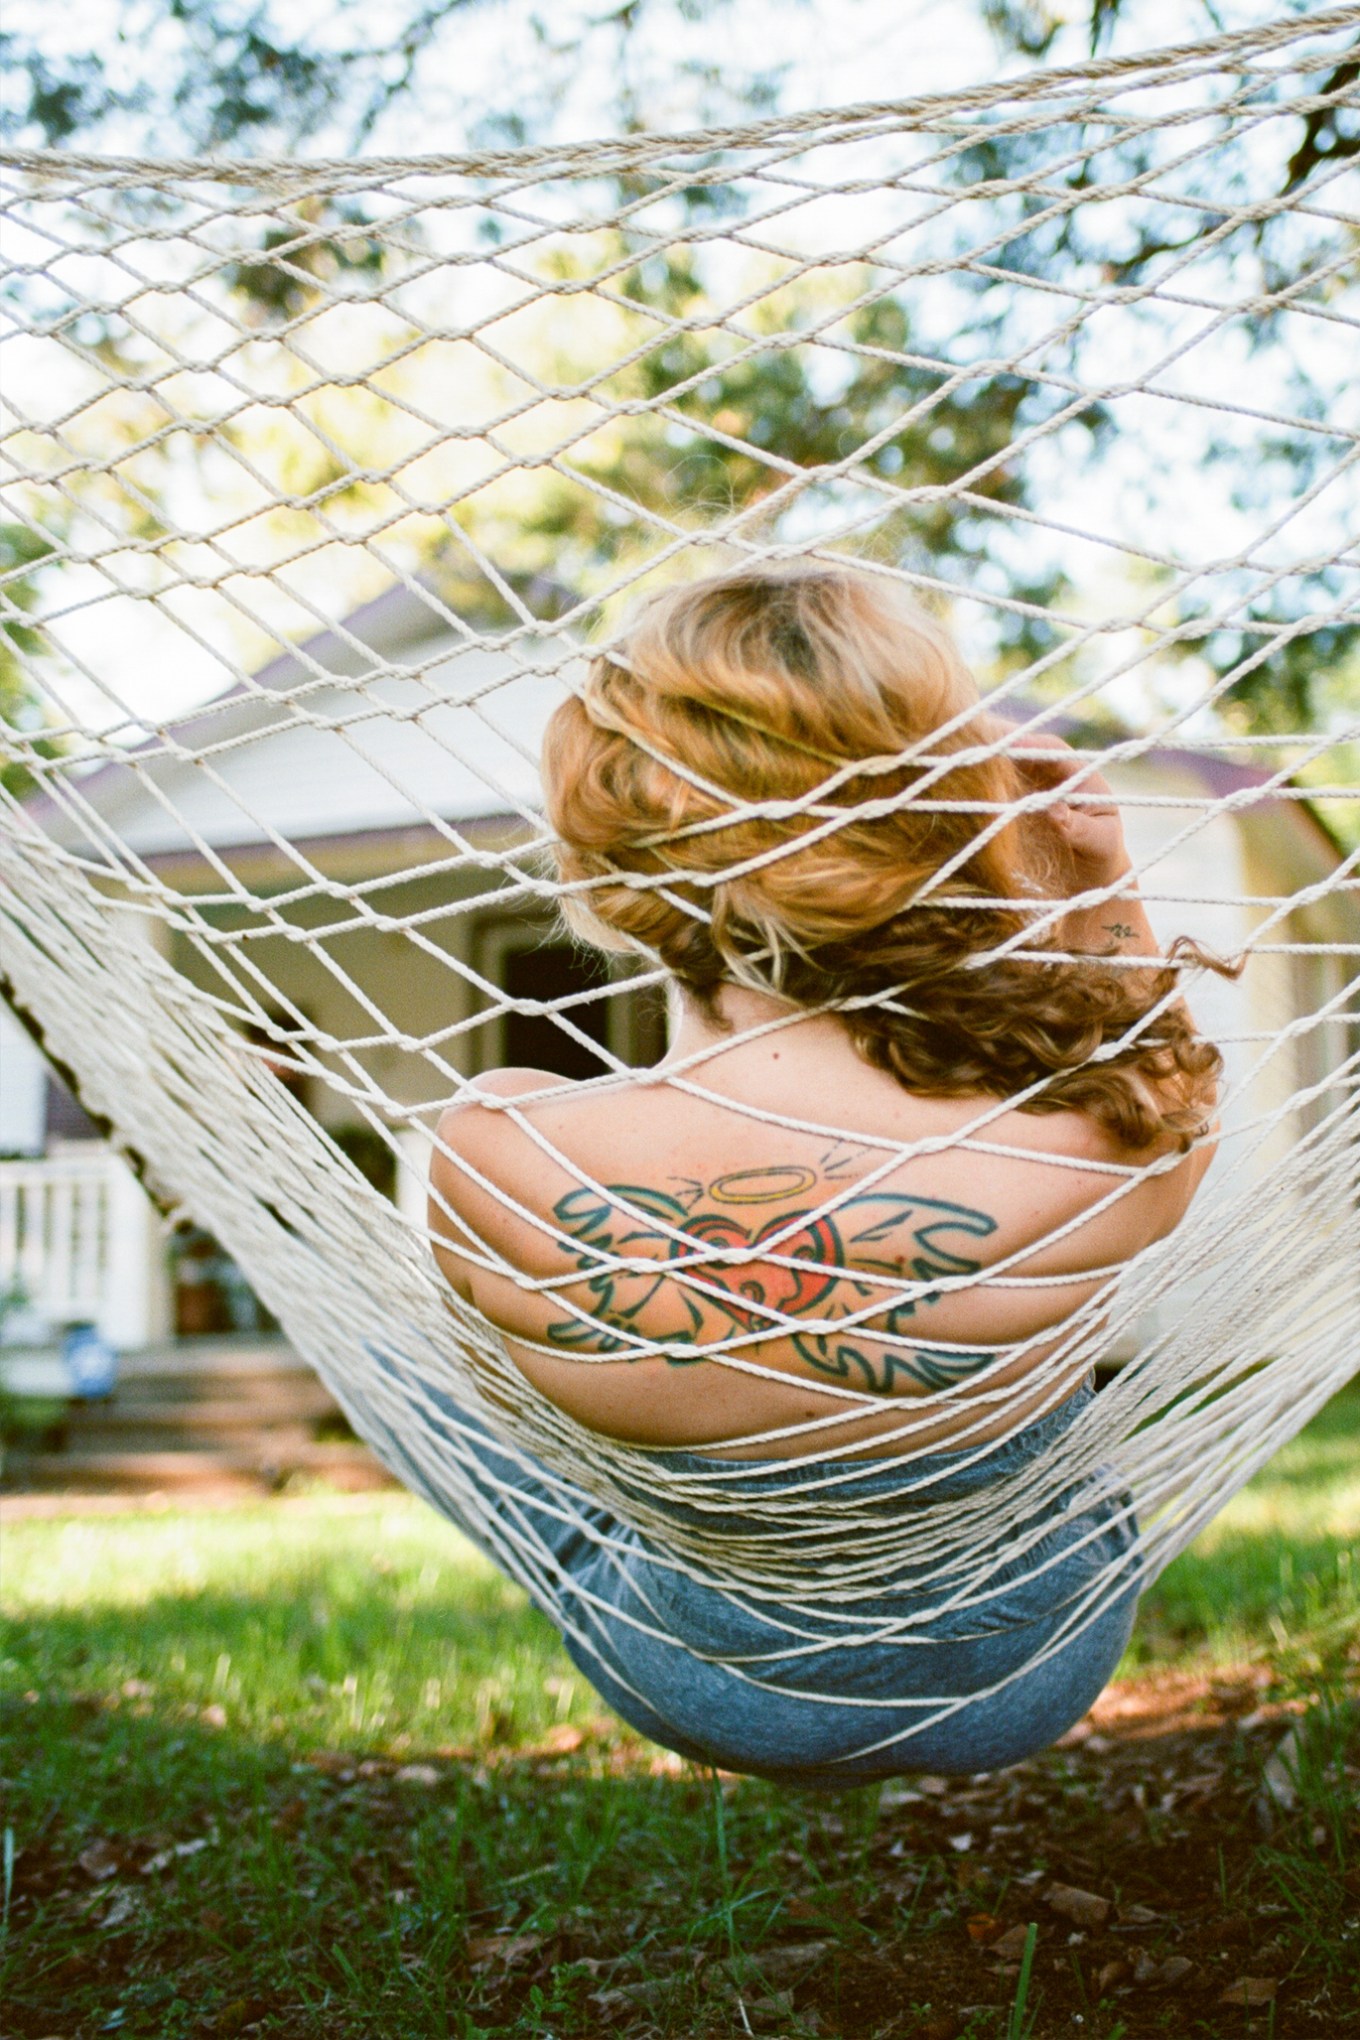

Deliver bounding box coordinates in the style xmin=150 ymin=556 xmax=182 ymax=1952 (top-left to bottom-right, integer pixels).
xmin=23 ymin=573 xmax=581 ymax=874
xmin=20 ymin=574 xmax=1351 ymax=902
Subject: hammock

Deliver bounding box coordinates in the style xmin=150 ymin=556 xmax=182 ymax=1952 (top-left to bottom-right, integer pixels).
xmin=1 ymin=8 xmax=1357 ymax=1775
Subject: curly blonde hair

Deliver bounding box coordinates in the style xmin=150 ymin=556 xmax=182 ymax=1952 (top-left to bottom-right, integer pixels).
xmin=542 ymin=563 xmax=1224 ymax=1148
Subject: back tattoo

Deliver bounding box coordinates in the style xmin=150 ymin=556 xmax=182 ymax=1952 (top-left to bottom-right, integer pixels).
xmin=544 ymin=1165 xmax=1000 ymax=1393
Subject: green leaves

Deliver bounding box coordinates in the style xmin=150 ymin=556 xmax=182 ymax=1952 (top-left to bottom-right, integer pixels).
xmin=0 ymin=522 xmax=60 ymax=798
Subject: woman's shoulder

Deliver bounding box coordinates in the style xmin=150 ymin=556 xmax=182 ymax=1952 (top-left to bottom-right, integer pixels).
xmin=983 ymin=1095 xmax=1217 ymax=1243
xmin=449 ymin=1065 xmax=578 ymax=1105
xmin=433 ymin=1067 xmax=580 ymax=1176
xmin=431 ymin=1066 xmax=642 ymax=1214
xmin=429 ymin=1069 xmax=597 ymax=1297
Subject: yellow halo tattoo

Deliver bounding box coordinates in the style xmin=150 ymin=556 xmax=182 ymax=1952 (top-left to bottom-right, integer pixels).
xmin=708 ymin=1166 xmax=819 ymax=1205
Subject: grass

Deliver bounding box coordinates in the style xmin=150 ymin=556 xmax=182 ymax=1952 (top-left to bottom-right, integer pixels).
xmin=1 ymin=1384 xmax=1357 ymax=2040
xmin=1128 ymin=1386 xmax=1360 ymax=1679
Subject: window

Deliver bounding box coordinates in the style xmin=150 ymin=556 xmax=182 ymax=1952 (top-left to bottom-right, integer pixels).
xmin=44 ymin=1073 xmax=101 ymax=1143
xmin=473 ymin=921 xmax=665 ymax=1078
xmin=501 ymin=940 xmax=613 ymax=1078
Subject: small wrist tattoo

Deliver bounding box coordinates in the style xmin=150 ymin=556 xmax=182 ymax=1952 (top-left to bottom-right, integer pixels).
xmin=1105 ymin=921 xmax=1137 ymax=940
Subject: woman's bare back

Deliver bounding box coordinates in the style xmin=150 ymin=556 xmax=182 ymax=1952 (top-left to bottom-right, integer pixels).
xmin=429 ymin=988 xmax=1211 ymax=1457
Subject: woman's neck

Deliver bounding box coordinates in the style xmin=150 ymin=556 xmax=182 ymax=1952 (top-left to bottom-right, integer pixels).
xmin=663 ymin=981 xmax=850 ymax=1072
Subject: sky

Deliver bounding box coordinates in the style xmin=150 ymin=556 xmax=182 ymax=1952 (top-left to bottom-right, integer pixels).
xmin=2 ymin=1 xmax=1324 ymax=160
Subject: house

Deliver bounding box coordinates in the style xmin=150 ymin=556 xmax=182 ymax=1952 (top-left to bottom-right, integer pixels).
xmin=2 ymin=566 xmax=661 ymax=1351
xmin=4 ymin=566 xmax=1357 ymax=1359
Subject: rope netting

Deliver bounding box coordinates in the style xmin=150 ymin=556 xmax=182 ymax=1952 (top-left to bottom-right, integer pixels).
xmin=1 ymin=8 xmax=1357 ymax=1770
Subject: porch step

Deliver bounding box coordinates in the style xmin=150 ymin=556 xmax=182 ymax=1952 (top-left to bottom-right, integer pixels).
xmin=2 ymin=1336 xmax=396 ymax=1498
xmin=100 ymin=1371 xmax=335 ymax=1405
xmin=110 ymin=1337 xmax=329 ymax=1384
xmin=61 ymin=1420 xmax=325 ymax=1454
xmin=6 ymin=1441 xmax=393 ymax=1495
xmin=77 ymin=1388 xmax=340 ymax=1428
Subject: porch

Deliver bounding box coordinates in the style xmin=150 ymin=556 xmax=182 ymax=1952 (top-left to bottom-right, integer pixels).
xmin=0 ymin=1136 xmax=392 ymax=1498
xmin=0 ymin=1333 xmax=394 ymax=1501
xmin=0 ymin=1146 xmax=169 ymax=1350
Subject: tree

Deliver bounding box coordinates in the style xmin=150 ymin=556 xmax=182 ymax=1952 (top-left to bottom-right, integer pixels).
xmin=2 ymin=1 xmax=1355 ymax=742
xmin=0 ymin=524 xmax=59 ymax=798
xmin=6 ymin=3 xmax=1352 ymax=159
xmin=457 ymin=235 xmax=1099 ymax=671
xmin=0 ymin=0 xmax=772 ymax=157
xmin=2 ymin=0 xmax=486 ymax=154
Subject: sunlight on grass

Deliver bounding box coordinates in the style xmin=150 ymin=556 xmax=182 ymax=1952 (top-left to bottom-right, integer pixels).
xmin=1128 ymin=1384 xmax=1360 ymax=1678
xmin=0 ymin=1501 xmax=592 ymax=1763
xmin=3 ymin=1383 xmax=1357 ymax=1750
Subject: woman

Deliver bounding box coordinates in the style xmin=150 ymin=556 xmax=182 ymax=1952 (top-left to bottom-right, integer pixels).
xmin=421 ymin=564 xmax=1222 ymax=1784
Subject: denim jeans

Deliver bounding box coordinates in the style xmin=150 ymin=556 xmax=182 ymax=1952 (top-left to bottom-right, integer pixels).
xmin=357 ymin=1358 xmax=1138 ymax=1787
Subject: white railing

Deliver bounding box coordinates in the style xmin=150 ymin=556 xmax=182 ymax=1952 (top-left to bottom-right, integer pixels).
xmin=0 ymin=1147 xmax=163 ymax=1347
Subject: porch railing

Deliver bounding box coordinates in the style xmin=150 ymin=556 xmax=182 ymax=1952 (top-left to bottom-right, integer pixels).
xmin=0 ymin=1148 xmax=162 ymax=1346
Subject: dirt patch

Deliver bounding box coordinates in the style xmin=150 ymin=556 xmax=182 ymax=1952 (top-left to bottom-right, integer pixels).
xmin=757 ymin=1670 xmax=1357 ymax=2038
xmin=546 ymin=1669 xmax=1355 ymax=2037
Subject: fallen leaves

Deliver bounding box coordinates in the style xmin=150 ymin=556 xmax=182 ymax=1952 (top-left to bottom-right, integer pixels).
xmin=201 ymin=1995 xmax=275 ymax=2037
xmin=964 ymin=1911 xmax=1002 ymax=1944
xmin=70 ymin=1828 xmax=217 ymax=1900
xmin=466 ymin=1931 xmax=544 ymax=1971
xmin=392 ymin=1762 xmax=439 ymax=1786
xmin=99 ymin=1889 xmax=138 ymax=1930
xmin=76 ymin=1838 xmax=121 ymax=1883
xmin=1044 ymin=1881 xmax=1111 ymax=1928
xmin=142 ymin=1835 xmax=212 ymax=1875
xmin=915 ymin=2017 xmax=963 ymax=2040
xmin=303 ymin=1749 xmax=354 ymax=1778
xmin=1221 ymin=1975 xmax=1279 ymax=2006
xmin=744 ymin=1985 xmax=795 ymax=2023
xmin=531 ymin=1722 xmax=586 ymax=1757
xmin=1255 ymin=1721 xmax=1305 ymax=1828
xmin=752 ymin=1941 xmax=833 ymax=1985
xmin=587 ymin=1978 xmax=672 ymax=2016
xmin=990 ymin=1923 xmax=1037 ymax=1961
xmin=1130 ymin=1947 xmax=1196 ymax=1987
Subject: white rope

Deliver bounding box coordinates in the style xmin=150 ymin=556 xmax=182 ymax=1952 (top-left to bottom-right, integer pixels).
xmin=1 ymin=9 xmax=1357 ymax=1774
xmin=5 ymin=3 xmax=1356 ymax=186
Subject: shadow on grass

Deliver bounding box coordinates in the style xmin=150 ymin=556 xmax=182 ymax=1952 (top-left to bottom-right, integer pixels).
xmin=3 ymin=1385 xmax=1356 ymax=2036
xmin=3 ymin=1644 xmax=1358 ymax=2040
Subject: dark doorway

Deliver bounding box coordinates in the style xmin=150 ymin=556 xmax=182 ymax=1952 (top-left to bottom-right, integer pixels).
xmin=501 ymin=942 xmax=613 ymax=1079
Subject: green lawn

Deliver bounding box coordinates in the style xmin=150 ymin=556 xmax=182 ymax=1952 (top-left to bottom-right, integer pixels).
xmin=2 ymin=1385 xmax=1357 ymax=2039
xmin=1128 ymin=1384 xmax=1360 ymax=1679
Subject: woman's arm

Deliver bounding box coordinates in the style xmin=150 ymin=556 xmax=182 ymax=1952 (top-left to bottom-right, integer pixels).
xmin=1007 ymin=728 xmax=1221 ymax=1202
xmin=1005 ymin=730 xmax=1159 ymax=964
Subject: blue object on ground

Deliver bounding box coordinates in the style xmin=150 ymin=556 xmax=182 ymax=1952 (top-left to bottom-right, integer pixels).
xmin=63 ymin=1323 xmax=119 ymax=1399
